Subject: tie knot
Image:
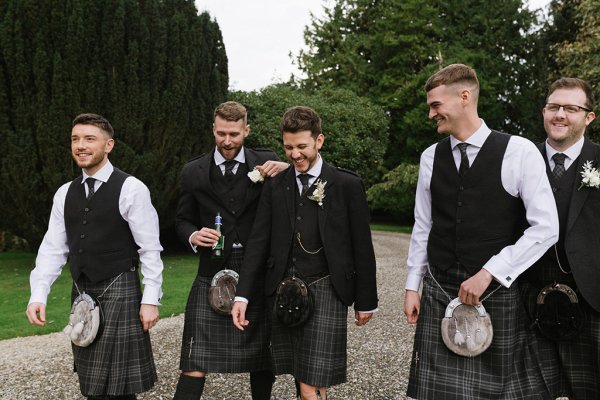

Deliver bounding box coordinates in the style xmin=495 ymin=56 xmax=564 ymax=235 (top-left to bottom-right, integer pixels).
xmin=552 ymin=153 xmax=567 ymax=166
xmin=223 ymin=160 xmax=237 ymax=177
xmin=457 ymin=142 xmax=469 ymax=155
xmin=298 ymin=173 xmax=310 ymax=186
xmin=85 ymin=178 xmax=96 ymax=199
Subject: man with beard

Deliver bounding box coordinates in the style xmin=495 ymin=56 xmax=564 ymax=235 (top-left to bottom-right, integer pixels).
xmin=520 ymin=77 xmax=600 ymax=399
xmin=26 ymin=113 xmax=163 ymax=399
xmin=232 ymin=106 xmax=378 ymax=400
xmin=173 ymin=101 xmax=288 ymax=399
xmin=403 ymin=64 xmax=559 ymax=399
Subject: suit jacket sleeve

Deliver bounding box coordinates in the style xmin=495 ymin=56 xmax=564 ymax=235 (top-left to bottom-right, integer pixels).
xmin=175 ymin=162 xmax=201 ymax=248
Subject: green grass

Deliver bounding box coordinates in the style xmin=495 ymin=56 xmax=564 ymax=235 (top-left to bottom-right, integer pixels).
xmin=370 ymin=223 xmax=412 ymax=233
xmin=0 ymin=252 xmax=198 ymax=341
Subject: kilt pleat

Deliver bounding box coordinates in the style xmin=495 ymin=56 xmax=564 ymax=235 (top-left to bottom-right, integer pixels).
xmin=521 ymin=280 xmax=600 ymax=399
xmin=270 ymin=276 xmax=348 ymax=388
xmin=407 ymin=265 xmax=549 ymax=400
xmin=71 ymin=270 xmax=157 ymax=397
xmin=179 ymin=249 xmax=271 ymax=373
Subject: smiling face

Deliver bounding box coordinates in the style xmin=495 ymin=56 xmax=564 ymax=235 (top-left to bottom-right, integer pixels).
xmin=213 ymin=116 xmax=249 ymax=160
xmin=427 ymin=84 xmax=467 ymax=136
xmin=283 ymin=130 xmax=324 ymax=173
xmin=71 ymin=124 xmax=114 ymax=176
xmin=544 ymin=88 xmax=596 ymax=151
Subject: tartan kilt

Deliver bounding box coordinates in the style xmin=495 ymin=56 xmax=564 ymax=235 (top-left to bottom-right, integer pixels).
xmin=407 ymin=265 xmax=549 ymax=400
xmin=270 ymin=276 xmax=348 ymax=388
xmin=179 ymin=248 xmax=271 ymax=373
xmin=520 ymin=280 xmax=600 ymax=399
xmin=71 ymin=269 xmax=157 ymax=397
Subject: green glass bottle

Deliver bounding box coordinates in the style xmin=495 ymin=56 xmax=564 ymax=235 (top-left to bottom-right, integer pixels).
xmin=212 ymin=212 xmax=225 ymax=259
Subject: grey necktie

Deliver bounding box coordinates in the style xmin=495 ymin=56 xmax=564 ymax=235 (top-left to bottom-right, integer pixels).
xmin=86 ymin=178 xmax=96 ymax=200
xmin=298 ymin=173 xmax=310 ymax=196
xmin=552 ymin=153 xmax=567 ymax=181
xmin=224 ymin=160 xmax=237 ymax=180
xmin=457 ymin=143 xmax=470 ymax=177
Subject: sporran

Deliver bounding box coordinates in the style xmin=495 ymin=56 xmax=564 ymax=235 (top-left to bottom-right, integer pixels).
xmin=274 ymin=276 xmax=315 ymax=328
xmin=208 ymin=269 xmax=239 ymax=315
xmin=532 ymin=282 xmax=583 ymax=341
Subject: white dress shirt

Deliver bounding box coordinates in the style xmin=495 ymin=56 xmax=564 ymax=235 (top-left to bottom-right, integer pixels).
xmin=295 ymin=155 xmax=323 ymax=192
xmin=545 ymin=136 xmax=584 ymax=170
xmin=406 ymin=120 xmax=559 ymax=291
xmin=29 ymin=161 xmax=164 ymax=306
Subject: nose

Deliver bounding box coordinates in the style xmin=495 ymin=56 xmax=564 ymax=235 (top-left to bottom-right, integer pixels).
xmin=428 ymin=108 xmax=436 ymax=119
xmin=555 ymin=106 xmax=567 ymax=118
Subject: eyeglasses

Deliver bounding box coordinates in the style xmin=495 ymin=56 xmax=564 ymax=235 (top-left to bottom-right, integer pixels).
xmin=544 ymin=103 xmax=591 ymax=114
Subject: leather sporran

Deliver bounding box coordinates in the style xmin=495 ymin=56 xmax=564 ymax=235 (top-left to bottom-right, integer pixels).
xmin=533 ymin=282 xmax=583 ymax=341
xmin=274 ymin=276 xmax=314 ymax=328
xmin=208 ymin=269 xmax=239 ymax=315
xmin=441 ymin=297 xmax=493 ymax=357
xmin=63 ymin=292 xmax=103 ymax=347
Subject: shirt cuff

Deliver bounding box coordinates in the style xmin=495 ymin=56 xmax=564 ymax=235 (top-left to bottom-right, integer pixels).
xmin=405 ymin=273 xmax=424 ymax=292
xmin=141 ymin=285 xmax=162 ymax=306
xmin=28 ymin=288 xmax=50 ymax=306
xmin=188 ymin=231 xmax=198 ymax=253
xmin=234 ymin=296 xmax=249 ymax=304
xmin=355 ymin=308 xmax=379 ymax=313
xmin=482 ymin=257 xmax=515 ymax=288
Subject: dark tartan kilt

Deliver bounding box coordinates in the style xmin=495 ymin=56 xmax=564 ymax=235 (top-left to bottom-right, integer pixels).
xmin=179 ymin=249 xmax=271 ymax=373
xmin=520 ymin=280 xmax=600 ymax=399
xmin=269 ymin=276 xmax=348 ymax=388
xmin=407 ymin=265 xmax=550 ymax=400
xmin=71 ymin=269 xmax=157 ymax=397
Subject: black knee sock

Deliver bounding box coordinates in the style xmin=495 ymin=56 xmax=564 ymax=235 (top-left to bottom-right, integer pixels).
xmin=173 ymin=374 xmax=205 ymax=400
xmin=250 ymin=370 xmax=275 ymax=400
xmin=109 ymin=396 xmax=137 ymax=400
xmin=294 ymin=378 xmax=301 ymax=399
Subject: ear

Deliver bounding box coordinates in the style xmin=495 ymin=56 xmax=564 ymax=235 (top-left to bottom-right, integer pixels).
xmin=244 ymin=124 xmax=250 ymax=138
xmin=105 ymin=138 xmax=115 ymax=154
xmin=316 ymin=133 xmax=325 ymax=150
xmin=585 ymin=111 xmax=596 ymax=126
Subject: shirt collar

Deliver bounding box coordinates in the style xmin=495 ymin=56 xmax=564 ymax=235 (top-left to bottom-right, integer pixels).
xmin=295 ymin=154 xmax=323 ymax=179
xmin=449 ymin=119 xmax=491 ymax=149
xmin=82 ymin=160 xmax=113 ymax=184
xmin=545 ymin=136 xmax=584 ymax=163
xmin=213 ymin=146 xmax=246 ymax=165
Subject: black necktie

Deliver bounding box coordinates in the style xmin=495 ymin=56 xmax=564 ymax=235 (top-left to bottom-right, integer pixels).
xmin=86 ymin=178 xmax=96 ymax=200
xmin=457 ymin=143 xmax=470 ymax=177
xmin=224 ymin=160 xmax=236 ymax=180
xmin=298 ymin=173 xmax=310 ymax=196
xmin=552 ymin=153 xmax=567 ymax=181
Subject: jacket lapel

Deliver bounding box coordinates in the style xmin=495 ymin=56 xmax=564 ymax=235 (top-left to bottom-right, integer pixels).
xmin=566 ymin=137 xmax=596 ymax=234
xmin=316 ymin=162 xmax=335 ymax=245
xmin=282 ymin=168 xmax=297 ymax=229
xmin=198 ymin=149 xmax=222 ymax=203
xmin=240 ymin=148 xmax=260 ymax=213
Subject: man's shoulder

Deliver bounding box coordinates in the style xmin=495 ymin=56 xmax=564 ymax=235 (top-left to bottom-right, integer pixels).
xmin=183 ymin=152 xmax=211 ymax=168
xmin=248 ymin=147 xmax=278 ymax=159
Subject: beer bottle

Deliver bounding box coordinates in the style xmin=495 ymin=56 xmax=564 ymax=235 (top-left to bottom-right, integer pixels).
xmin=212 ymin=212 xmax=225 ymax=259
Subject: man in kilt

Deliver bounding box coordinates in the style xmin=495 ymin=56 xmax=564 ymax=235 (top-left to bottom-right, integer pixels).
xmin=26 ymin=113 xmax=163 ymax=399
xmin=403 ymin=64 xmax=559 ymax=399
xmin=173 ymin=101 xmax=289 ymax=399
xmin=232 ymin=106 xmax=378 ymax=400
xmin=520 ymin=77 xmax=600 ymax=399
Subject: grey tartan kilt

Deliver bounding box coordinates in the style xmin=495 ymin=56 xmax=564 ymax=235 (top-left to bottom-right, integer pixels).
xmin=71 ymin=269 xmax=157 ymax=397
xmin=269 ymin=276 xmax=348 ymax=388
xmin=520 ymin=280 xmax=600 ymax=399
xmin=179 ymin=249 xmax=271 ymax=373
xmin=407 ymin=265 xmax=550 ymax=400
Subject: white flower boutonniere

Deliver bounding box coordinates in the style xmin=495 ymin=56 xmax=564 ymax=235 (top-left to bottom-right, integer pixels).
xmin=579 ymin=160 xmax=600 ymax=190
xmin=247 ymin=168 xmax=264 ymax=183
xmin=308 ymin=179 xmax=327 ymax=207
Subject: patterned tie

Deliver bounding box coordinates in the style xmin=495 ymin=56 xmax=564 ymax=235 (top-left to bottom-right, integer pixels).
xmin=224 ymin=160 xmax=237 ymax=180
xmin=298 ymin=173 xmax=310 ymax=196
xmin=552 ymin=153 xmax=567 ymax=181
xmin=457 ymin=143 xmax=470 ymax=177
xmin=86 ymin=178 xmax=96 ymax=200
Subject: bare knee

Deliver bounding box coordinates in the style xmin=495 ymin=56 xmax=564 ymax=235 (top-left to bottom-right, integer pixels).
xmin=182 ymin=370 xmax=206 ymax=378
xmin=299 ymin=382 xmax=327 ymax=400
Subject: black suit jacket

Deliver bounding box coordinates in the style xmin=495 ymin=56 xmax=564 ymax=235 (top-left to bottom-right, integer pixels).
xmin=539 ymin=137 xmax=600 ymax=312
xmin=175 ymin=147 xmax=279 ymax=275
xmin=237 ymin=161 xmax=378 ymax=311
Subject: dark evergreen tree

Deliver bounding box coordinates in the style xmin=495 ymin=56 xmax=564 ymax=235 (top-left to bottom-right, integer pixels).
xmin=0 ymin=0 xmax=228 ymax=248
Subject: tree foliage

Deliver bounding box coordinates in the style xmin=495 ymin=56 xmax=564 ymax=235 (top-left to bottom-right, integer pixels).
xmin=366 ymin=162 xmax=419 ymax=223
xmin=298 ymin=0 xmax=546 ymax=166
xmin=0 ymin=0 xmax=228 ymax=248
xmin=231 ymin=84 xmax=389 ymax=187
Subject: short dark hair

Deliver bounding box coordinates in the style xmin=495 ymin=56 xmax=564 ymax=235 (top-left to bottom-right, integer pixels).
xmin=72 ymin=113 xmax=114 ymax=137
xmin=547 ymin=77 xmax=595 ymax=111
xmin=279 ymin=106 xmax=321 ymax=138
xmin=425 ymin=63 xmax=480 ymax=95
xmin=214 ymin=101 xmax=247 ymax=124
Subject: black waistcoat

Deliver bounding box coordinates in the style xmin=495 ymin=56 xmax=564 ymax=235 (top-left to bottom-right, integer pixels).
xmin=290 ymin=181 xmax=328 ymax=277
xmin=524 ymin=156 xmax=578 ymax=286
xmin=427 ymin=131 xmax=526 ymax=275
xmin=64 ymin=168 xmax=139 ymax=283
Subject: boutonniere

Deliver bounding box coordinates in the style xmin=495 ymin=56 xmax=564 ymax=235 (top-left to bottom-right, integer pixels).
xmin=579 ymin=160 xmax=600 ymax=190
xmin=247 ymin=168 xmax=264 ymax=184
xmin=308 ymin=179 xmax=327 ymax=207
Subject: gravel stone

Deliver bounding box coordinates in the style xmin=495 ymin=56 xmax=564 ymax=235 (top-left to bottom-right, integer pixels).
xmin=0 ymin=232 xmax=413 ymax=400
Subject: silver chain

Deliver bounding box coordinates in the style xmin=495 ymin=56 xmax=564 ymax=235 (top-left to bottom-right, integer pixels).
xmin=296 ymin=232 xmax=323 ymax=254
xmin=427 ymin=266 xmax=501 ymax=303
xmin=73 ymin=272 xmax=124 ymax=299
xmin=553 ymin=244 xmax=571 ymax=275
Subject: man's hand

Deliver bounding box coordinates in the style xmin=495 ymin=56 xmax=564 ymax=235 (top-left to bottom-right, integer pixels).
xmin=458 ymin=268 xmax=493 ymax=305
xmin=26 ymin=302 xmax=46 ymax=326
xmin=354 ymin=310 xmax=373 ymax=326
xmin=191 ymin=227 xmax=221 ymax=248
xmin=231 ymin=301 xmax=249 ymax=331
xmin=404 ymin=290 xmax=420 ymax=324
xmin=256 ymin=161 xmax=289 ymax=178
xmin=140 ymin=304 xmax=159 ymax=331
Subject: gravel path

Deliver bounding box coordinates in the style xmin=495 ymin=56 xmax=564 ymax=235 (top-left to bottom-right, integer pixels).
xmin=0 ymin=231 xmax=414 ymax=400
